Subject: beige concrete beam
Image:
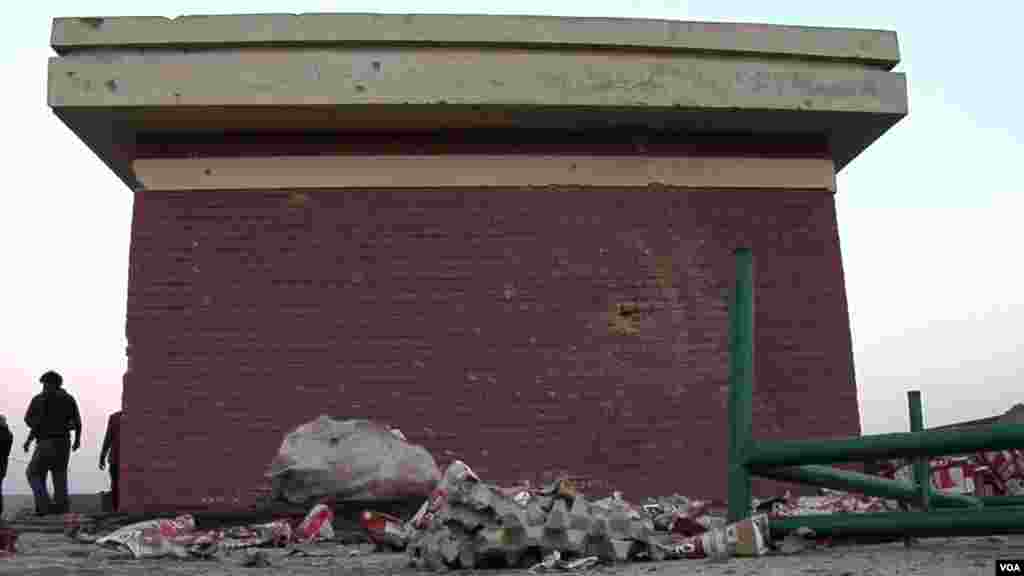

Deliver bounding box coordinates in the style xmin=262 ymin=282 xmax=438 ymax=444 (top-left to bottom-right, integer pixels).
xmin=51 ymin=14 xmax=899 ymax=69
xmin=48 ymin=47 xmax=906 ymax=115
xmin=131 ymin=155 xmax=836 ymax=192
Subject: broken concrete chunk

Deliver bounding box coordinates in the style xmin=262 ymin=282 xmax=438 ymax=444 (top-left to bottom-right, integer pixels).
xmin=545 ymin=500 xmax=568 ymax=531
xmin=267 ymin=416 xmax=440 ymax=504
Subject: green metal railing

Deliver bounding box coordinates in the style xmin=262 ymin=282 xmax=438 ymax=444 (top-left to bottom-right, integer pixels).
xmin=725 ymin=248 xmax=1024 ymax=538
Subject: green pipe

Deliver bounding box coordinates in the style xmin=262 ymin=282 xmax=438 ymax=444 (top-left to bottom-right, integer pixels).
xmin=745 ymin=422 xmax=1024 ymax=468
xmin=752 ymin=464 xmax=981 ymax=508
xmin=907 ymin=390 xmax=931 ymax=510
xmin=727 ymin=248 xmax=754 ymax=523
xmin=768 ymin=506 xmax=1024 ymax=539
xmin=979 ymin=496 xmax=1024 ymax=507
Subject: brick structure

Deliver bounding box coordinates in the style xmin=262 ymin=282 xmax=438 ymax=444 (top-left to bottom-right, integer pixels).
xmin=48 ymin=14 xmax=907 ymax=513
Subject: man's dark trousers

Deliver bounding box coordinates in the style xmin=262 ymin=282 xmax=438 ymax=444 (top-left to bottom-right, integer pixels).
xmin=109 ymin=461 xmax=119 ymax=511
xmin=27 ymin=437 xmax=71 ymax=515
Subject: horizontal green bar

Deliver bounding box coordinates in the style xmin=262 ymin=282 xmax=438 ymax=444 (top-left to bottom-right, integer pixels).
xmin=753 ymin=464 xmax=980 ymax=508
xmin=746 ymin=423 xmax=1024 ymax=468
xmin=768 ymin=506 xmax=1024 ymax=539
xmin=978 ymin=496 xmax=1024 ymax=507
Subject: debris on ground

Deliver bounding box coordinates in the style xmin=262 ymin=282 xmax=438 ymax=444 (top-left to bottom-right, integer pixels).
xmin=756 ymin=489 xmax=901 ymax=518
xmin=239 ymin=548 xmax=272 ymax=567
xmin=402 ymin=460 xmax=770 ymax=571
xmin=0 ymin=524 xmax=17 ymax=556
xmin=529 ymin=550 xmax=600 ymax=572
xmin=872 ymin=405 xmax=1024 ymax=497
xmin=774 ymin=526 xmax=819 ymax=555
xmin=361 ymin=510 xmax=411 ymax=551
xmin=266 ymin=415 xmax=441 ymax=505
xmin=90 ymin=502 xmax=334 ymax=559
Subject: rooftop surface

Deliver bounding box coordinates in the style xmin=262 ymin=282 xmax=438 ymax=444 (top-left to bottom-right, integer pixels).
xmin=51 ymin=13 xmax=900 ymax=69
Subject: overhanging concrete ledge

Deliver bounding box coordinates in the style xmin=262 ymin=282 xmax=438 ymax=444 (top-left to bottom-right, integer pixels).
xmin=47 ymin=14 xmax=908 ymax=191
xmin=51 ymin=14 xmax=900 ymax=68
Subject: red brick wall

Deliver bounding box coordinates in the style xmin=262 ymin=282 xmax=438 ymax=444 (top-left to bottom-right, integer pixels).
xmin=121 ymin=186 xmax=859 ymax=512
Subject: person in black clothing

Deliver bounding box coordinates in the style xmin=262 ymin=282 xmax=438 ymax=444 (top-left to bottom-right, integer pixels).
xmin=24 ymin=371 xmax=82 ymax=516
xmin=99 ymin=411 xmax=121 ymax=511
xmin=0 ymin=415 xmax=13 ymax=520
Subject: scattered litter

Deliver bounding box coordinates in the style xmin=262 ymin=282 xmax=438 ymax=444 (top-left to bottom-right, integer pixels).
xmin=361 ymin=510 xmax=410 ymax=550
xmin=239 ymin=548 xmax=271 ymax=567
xmin=266 ymin=415 xmax=441 ymax=505
xmin=91 ymin=502 xmax=332 ymax=560
xmin=764 ymin=489 xmax=899 ymax=517
xmin=775 ymin=526 xmax=818 ymax=555
xmin=0 ymin=525 xmax=17 ymax=556
xmin=529 ymin=550 xmax=600 ymax=573
xmin=95 ymin=514 xmax=201 ymax=559
xmin=295 ymin=503 xmax=335 ymax=542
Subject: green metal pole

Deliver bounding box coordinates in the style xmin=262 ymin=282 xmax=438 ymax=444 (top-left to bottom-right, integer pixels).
xmin=980 ymin=496 xmax=1024 ymax=507
xmin=906 ymin=391 xmax=931 ymax=510
xmin=744 ymin=423 xmax=1024 ymax=468
xmin=752 ymin=464 xmax=980 ymax=508
xmin=727 ymin=248 xmax=754 ymax=523
xmin=768 ymin=506 xmax=1024 ymax=540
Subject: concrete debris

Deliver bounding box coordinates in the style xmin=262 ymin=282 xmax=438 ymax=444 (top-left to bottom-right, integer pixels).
xmin=239 ymin=548 xmax=272 ymax=567
xmin=774 ymin=526 xmax=818 ymax=555
xmin=404 ymin=461 xmax=769 ymax=572
xmin=266 ymin=415 xmax=441 ymax=505
xmin=529 ymin=550 xmax=600 ymax=573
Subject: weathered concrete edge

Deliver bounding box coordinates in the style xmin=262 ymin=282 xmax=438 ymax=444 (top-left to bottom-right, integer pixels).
xmin=46 ymin=51 xmax=907 ymax=116
xmin=131 ymin=155 xmax=837 ymax=192
xmin=50 ymin=14 xmax=900 ymax=68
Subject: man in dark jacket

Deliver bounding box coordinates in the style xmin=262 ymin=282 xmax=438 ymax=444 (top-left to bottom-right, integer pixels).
xmin=0 ymin=415 xmax=13 ymax=519
xmin=99 ymin=411 xmax=121 ymax=511
xmin=24 ymin=371 xmax=82 ymax=515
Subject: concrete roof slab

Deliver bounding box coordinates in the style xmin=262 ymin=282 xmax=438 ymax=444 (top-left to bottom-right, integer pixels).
xmin=46 ymin=13 xmax=908 ymax=191
xmin=51 ymin=13 xmax=900 ymax=69
xmin=48 ymin=48 xmax=906 ymax=114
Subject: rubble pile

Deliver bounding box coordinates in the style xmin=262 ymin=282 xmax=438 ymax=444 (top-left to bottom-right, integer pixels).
xmin=399 ymin=461 xmax=770 ymax=571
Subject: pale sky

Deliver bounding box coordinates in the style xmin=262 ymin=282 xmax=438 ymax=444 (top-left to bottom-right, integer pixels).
xmin=1 ymin=1 xmax=1021 ymax=495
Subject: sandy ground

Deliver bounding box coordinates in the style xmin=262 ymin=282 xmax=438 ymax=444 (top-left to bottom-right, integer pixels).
xmin=1 ymin=532 xmax=1022 ymax=576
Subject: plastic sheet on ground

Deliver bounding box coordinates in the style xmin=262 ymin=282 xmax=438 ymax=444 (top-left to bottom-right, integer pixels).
xmin=267 ymin=415 xmax=441 ymax=504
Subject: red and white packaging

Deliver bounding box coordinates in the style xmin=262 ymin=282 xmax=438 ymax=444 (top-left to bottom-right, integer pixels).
xmin=95 ymin=514 xmax=198 ymax=558
xmin=361 ymin=510 xmax=409 ymax=549
xmin=295 ymin=503 xmax=335 ymax=542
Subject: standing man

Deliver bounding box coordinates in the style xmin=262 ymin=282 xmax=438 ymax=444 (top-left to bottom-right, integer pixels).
xmin=24 ymin=371 xmax=82 ymax=516
xmin=99 ymin=411 xmax=121 ymax=511
xmin=0 ymin=415 xmax=13 ymax=520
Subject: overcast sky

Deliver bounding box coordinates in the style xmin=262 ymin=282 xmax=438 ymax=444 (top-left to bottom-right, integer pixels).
xmin=1 ymin=1 xmax=1020 ymax=495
